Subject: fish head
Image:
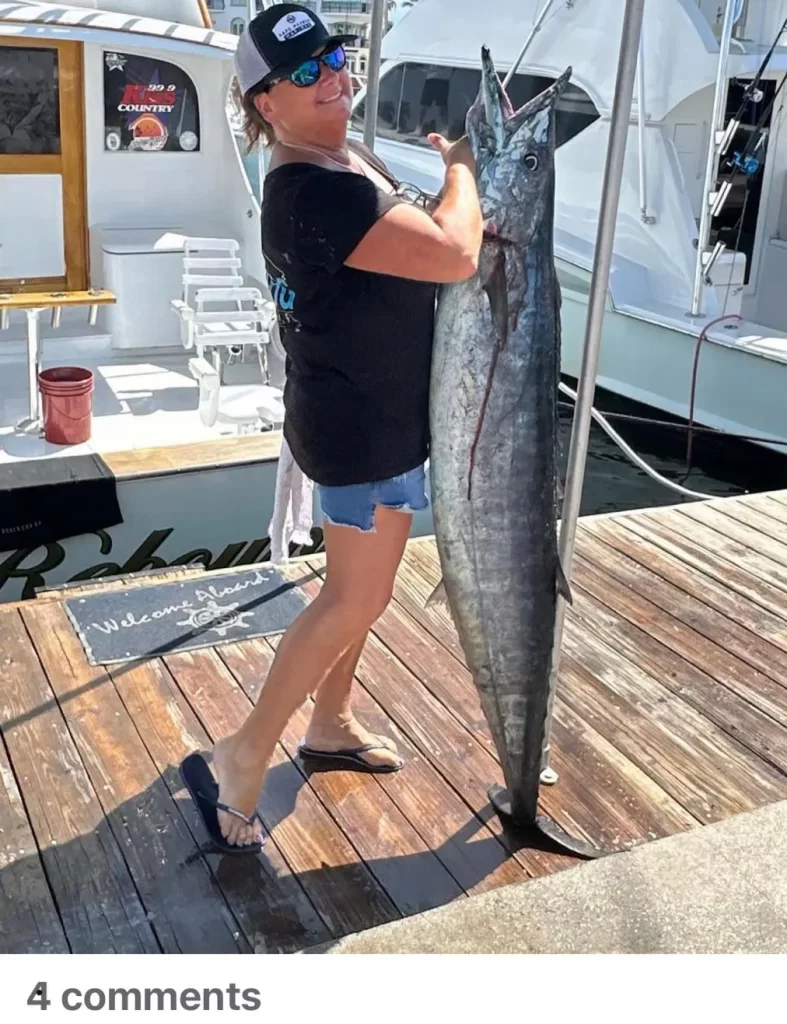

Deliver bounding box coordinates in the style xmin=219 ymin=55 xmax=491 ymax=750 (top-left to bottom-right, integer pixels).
xmin=467 ymin=47 xmax=572 ymax=247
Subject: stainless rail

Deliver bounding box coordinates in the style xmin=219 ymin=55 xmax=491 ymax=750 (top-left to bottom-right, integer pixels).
xmin=540 ymin=0 xmax=647 ymax=783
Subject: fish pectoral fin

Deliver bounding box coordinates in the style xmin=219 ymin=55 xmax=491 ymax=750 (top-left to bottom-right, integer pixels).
xmin=425 ymin=578 xmax=449 ymax=610
xmin=556 ymin=560 xmax=573 ymax=605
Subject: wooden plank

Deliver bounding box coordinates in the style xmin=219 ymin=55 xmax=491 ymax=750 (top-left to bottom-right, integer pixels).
xmin=678 ymin=502 xmax=787 ymax=571
xmin=707 ymin=497 xmax=787 ymax=546
xmin=391 ymin=545 xmax=467 ymax=661
xmin=616 ymin=512 xmax=787 ymax=624
xmin=162 ymin=647 xmax=399 ymax=939
xmin=21 ymin=603 xmax=248 ymax=953
xmin=546 ymin=701 xmax=696 ymax=845
xmin=585 ymin=518 xmax=787 ymax=662
xmin=104 ymin=433 xmax=282 ymax=480
xmin=579 ymin=524 xmax=787 ymax=692
xmin=639 ymin=505 xmax=787 ymax=598
xmin=558 ymin=626 xmax=787 ymax=821
xmin=33 ymin=567 xmax=204 ymax=603
xmin=107 ymin=657 xmax=331 ymax=954
xmin=221 ymin=569 xmax=526 ymax=893
xmin=759 ymin=493 xmax=787 ymax=516
xmin=567 ymin=577 xmax=787 ymax=772
xmin=297 ymin=561 xmax=572 ymax=874
xmin=346 ymin=629 xmax=576 ymax=875
xmin=0 ymin=610 xmax=158 ymax=954
xmin=0 ymin=289 xmax=115 ymax=309
xmin=348 ymin=686 xmax=528 ymax=895
xmin=741 ymin=494 xmax=787 ymax=525
xmin=571 ymin=549 xmax=787 ymax=729
xmin=227 ymin=582 xmax=526 ymax=896
xmin=380 ymin=546 xmax=699 ymax=850
xmin=0 ymin=737 xmax=69 ymax=954
xmin=218 ymin=638 xmax=474 ymax=912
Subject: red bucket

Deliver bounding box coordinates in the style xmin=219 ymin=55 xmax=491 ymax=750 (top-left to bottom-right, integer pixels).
xmin=38 ymin=366 xmax=94 ymax=445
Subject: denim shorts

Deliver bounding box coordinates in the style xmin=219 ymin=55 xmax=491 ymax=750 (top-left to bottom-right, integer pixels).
xmin=317 ymin=464 xmax=429 ymax=532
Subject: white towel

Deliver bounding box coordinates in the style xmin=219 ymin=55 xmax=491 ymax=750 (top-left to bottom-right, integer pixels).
xmin=268 ymin=437 xmax=314 ymax=564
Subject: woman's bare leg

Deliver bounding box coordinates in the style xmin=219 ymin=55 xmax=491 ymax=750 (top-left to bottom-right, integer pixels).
xmin=302 ymin=634 xmax=400 ymax=766
xmin=211 ymin=505 xmax=413 ymax=846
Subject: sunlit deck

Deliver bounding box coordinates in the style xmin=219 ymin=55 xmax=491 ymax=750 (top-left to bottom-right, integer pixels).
xmin=2 ymin=490 xmax=787 ymax=953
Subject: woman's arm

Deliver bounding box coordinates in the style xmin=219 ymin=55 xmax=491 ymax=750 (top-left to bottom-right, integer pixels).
xmin=345 ymin=135 xmax=483 ymax=284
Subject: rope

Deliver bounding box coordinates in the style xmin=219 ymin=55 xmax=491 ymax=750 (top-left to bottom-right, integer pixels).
xmin=557 ymin=381 xmax=735 ymax=501
xmin=556 ymin=403 xmax=787 ymax=447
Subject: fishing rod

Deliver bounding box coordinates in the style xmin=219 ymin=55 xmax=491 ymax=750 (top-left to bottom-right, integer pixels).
xmin=720 ymin=11 xmax=787 ymax=160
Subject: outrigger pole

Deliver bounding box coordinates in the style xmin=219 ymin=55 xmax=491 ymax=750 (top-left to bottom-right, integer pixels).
xmin=539 ymin=0 xmax=647 ymax=786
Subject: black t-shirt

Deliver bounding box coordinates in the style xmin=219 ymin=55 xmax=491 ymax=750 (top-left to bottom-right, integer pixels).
xmin=260 ymin=141 xmax=437 ymax=487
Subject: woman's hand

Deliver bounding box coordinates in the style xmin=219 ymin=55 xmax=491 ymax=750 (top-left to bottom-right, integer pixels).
xmin=428 ymin=133 xmax=477 ymax=177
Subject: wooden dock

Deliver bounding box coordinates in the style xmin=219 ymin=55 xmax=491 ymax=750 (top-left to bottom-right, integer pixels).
xmin=2 ymin=489 xmax=787 ymax=954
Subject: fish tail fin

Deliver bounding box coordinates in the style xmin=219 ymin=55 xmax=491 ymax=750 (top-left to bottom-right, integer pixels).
xmin=426 ymin=578 xmax=449 ymax=610
xmin=556 ymin=560 xmax=573 ymax=605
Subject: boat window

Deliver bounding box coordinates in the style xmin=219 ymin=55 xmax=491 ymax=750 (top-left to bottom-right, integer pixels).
xmin=0 ymin=46 xmax=61 ymax=155
xmin=102 ymin=52 xmax=201 ymax=153
xmin=351 ymin=62 xmax=599 ymax=150
xmin=230 ymin=18 xmax=245 ymax=35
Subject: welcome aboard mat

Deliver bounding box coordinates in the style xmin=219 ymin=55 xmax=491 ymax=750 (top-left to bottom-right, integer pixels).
xmin=64 ymin=566 xmax=309 ymax=666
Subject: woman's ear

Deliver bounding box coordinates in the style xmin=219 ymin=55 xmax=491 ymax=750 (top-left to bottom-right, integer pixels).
xmin=254 ymin=90 xmax=275 ymax=126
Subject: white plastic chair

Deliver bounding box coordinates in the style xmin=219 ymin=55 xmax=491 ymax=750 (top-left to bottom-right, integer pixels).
xmin=170 ymin=238 xmax=283 ymax=432
xmin=188 ymin=356 xmax=284 ymax=434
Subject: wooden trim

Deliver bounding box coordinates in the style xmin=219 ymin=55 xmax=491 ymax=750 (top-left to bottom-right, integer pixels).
xmin=0 ymin=276 xmax=66 ymax=294
xmin=0 ymin=155 xmax=61 ymax=174
xmin=0 ymin=38 xmax=88 ymax=291
xmin=58 ymin=42 xmax=89 ymax=292
xmin=103 ymin=432 xmax=283 ymax=480
xmin=0 ymin=289 xmax=115 ymax=310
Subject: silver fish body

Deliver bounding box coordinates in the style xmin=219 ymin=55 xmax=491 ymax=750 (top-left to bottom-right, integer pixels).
xmin=429 ymin=49 xmax=572 ymax=824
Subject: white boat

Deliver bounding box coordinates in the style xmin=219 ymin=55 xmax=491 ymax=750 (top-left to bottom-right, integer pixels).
xmin=0 ymin=0 xmax=432 ymax=603
xmin=350 ymin=0 xmax=787 ymax=455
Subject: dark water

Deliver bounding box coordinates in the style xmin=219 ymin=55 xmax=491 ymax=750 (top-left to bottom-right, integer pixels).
xmin=560 ymin=381 xmax=787 ymax=517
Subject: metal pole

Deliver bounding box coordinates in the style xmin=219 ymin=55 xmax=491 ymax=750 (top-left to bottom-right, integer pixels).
xmin=636 ymin=34 xmax=654 ymax=224
xmin=690 ymin=0 xmax=737 ymax=317
xmin=363 ymin=0 xmax=386 ymax=151
xmin=540 ymin=0 xmax=647 ymax=783
xmin=502 ymin=0 xmax=558 ymax=88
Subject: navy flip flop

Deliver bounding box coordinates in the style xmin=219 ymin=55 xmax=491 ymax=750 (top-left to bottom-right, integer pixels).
xmin=179 ymin=751 xmax=266 ymax=855
xmin=297 ymin=741 xmax=404 ymax=774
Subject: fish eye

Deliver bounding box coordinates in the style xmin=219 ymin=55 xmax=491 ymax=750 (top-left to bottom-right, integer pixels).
xmin=524 ymin=153 xmax=539 ymax=171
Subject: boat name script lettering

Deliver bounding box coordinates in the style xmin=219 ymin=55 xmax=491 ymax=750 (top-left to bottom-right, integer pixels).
xmin=0 ymin=529 xmax=321 ymax=601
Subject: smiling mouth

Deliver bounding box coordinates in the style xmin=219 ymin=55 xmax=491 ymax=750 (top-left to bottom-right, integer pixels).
xmin=319 ymin=90 xmax=343 ymax=104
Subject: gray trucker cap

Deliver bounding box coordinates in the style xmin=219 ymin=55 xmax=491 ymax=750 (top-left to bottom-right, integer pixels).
xmin=235 ymin=3 xmax=357 ymax=95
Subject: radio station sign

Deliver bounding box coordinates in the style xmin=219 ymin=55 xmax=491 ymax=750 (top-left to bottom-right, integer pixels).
xmin=103 ymin=51 xmax=201 ymax=153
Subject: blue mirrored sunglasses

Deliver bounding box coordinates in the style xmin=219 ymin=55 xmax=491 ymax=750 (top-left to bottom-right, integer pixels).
xmin=272 ymin=44 xmax=347 ymax=90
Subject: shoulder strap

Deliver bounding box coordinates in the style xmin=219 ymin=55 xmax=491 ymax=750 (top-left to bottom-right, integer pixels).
xmin=348 ymin=139 xmax=397 ymax=185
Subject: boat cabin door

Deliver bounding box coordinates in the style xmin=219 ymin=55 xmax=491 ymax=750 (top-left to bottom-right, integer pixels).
xmin=0 ymin=39 xmax=88 ymax=293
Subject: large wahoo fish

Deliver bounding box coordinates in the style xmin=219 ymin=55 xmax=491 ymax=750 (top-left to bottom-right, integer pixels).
xmin=429 ymin=49 xmax=600 ymax=858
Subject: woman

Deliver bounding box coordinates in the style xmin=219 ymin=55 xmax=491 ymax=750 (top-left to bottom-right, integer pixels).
xmin=183 ymin=3 xmax=482 ymax=851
